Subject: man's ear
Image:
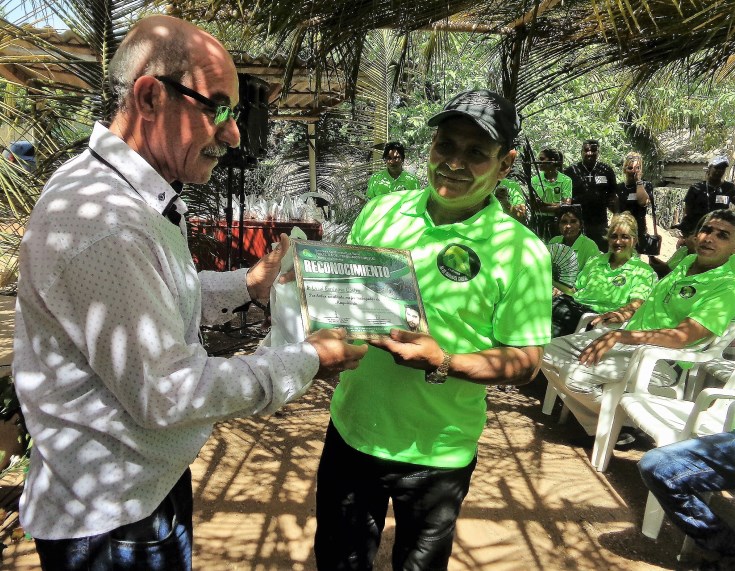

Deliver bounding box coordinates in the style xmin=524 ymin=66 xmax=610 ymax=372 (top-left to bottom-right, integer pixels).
xmin=132 ymin=75 xmax=165 ymax=122
xmin=498 ymin=149 xmax=517 ymax=178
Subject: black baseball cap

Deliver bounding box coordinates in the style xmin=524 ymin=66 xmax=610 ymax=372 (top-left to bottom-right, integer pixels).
xmin=427 ymin=90 xmax=521 ymax=149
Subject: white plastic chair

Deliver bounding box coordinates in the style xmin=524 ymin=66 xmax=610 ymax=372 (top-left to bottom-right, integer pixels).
xmin=592 ymin=320 xmax=735 ymax=474
xmin=598 ymin=359 xmax=735 ymax=540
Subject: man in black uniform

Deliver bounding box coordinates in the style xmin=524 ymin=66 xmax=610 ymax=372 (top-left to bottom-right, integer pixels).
xmin=679 ymin=155 xmax=735 ymax=231
xmin=563 ymin=139 xmax=618 ymax=250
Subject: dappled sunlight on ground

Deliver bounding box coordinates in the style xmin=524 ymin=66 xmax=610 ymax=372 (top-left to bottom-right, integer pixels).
xmin=2 ymin=362 xmax=688 ymax=570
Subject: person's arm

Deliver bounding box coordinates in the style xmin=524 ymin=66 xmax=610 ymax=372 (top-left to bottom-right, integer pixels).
xmin=369 ymin=329 xmax=543 ymax=386
xmin=682 ymin=185 xmax=697 ymax=219
xmin=199 ymin=233 xmax=290 ymax=326
xmin=634 ymin=179 xmax=651 ymax=206
xmin=589 ymin=298 xmax=644 ymax=327
xmin=562 ymin=165 xmax=579 ymax=196
xmin=560 ymin=176 xmax=573 ymax=205
xmin=603 ymin=165 xmax=618 ymax=212
xmin=578 ymin=318 xmax=712 ymax=366
xmin=47 ymin=233 xmax=366 ymax=427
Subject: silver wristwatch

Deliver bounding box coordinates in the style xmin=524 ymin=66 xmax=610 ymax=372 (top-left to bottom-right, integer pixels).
xmin=425 ymin=349 xmax=452 ymax=384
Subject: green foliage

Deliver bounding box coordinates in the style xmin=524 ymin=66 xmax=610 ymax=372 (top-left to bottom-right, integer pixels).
xmin=385 ymin=34 xmax=735 ymax=185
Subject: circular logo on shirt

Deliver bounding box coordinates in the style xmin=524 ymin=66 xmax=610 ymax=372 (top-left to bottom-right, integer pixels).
xmin=679 ymin=286 xmax=696 ymax=299
xmin=612 ymin=275 xmax=627 ymax=287
xmin=437 ymin=244 xmax=481 ymax=282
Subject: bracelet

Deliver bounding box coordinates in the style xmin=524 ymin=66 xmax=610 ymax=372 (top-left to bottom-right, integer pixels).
xmin=636 ymin=181 xmax=644 ymax=186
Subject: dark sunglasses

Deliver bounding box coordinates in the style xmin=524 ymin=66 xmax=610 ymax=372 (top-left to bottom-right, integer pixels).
xmin=155 ymin=76 xmax=241 ymax=126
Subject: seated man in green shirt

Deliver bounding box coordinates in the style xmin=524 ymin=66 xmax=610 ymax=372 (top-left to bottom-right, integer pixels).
xmin=542 ymin=209 xmax=735 ymax=439
xmin=315 ymin=90 xmax=552 ymax=570
xmin=366 ymin=141 xmax=421 ymax=200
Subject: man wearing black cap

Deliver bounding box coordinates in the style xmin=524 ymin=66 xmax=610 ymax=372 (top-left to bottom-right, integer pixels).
xmin=563 ymin=139 xmax=618 ymax=250
xmin=679 ymin=155 xmax=735 ymax=232
xmin=314 ymin=90 xmax=552 ymax=570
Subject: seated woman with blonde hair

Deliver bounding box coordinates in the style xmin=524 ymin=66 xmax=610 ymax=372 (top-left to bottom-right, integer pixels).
xmin=551 ymin=212 xmax=657 ymax=338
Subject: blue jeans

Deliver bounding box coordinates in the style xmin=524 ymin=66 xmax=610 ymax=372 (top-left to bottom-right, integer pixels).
xmin=314 ymin=421 xmax=476 ymax=571
xmin=638 ymin=432 xmax=735 ymax=555
xmin=34 ymin=468 xmax=193 ymax=570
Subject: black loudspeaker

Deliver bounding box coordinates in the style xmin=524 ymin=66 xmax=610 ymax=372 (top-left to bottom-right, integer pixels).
xmin=219 ymin=73 xmax=270 ymax=169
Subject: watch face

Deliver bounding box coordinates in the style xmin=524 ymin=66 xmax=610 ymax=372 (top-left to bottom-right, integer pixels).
xmin=425 ymin=370 xmax=447 ymax=384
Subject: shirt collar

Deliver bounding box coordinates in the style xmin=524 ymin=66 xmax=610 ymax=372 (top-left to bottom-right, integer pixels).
xmin=399 ymin=186 xmax=503 ymax=240
xmin=677 ymin=254 xmax=735 ymax=282
xmin=88 ymin=122 xmax=188 ymax=218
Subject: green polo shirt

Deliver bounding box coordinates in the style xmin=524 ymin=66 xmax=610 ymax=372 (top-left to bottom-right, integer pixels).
xmin=627 ymin=255 xmax=735 ymax=336
xmin=549 ymin=234 xmax=601 ymax=272
xmin=366 ymin=169 xmax=420 ymax=200
xmin=573 ymin=253 xmax=656 ymax=313
xmin=531 ymin=172 xmax=573 ymax=216
xmin=330 ymin=187 xmax=552 ymax=468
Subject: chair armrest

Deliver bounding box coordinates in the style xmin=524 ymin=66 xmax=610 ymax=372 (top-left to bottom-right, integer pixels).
xmin=626 ymin=346 xmax=680 ymax=393
xmin=681 ymin=388 xmax=735 ymax=438
xmin=692 ymin=388 xmax=735 ymax=410
xmin=625 ymin=342 xmax=720 ymax=394
xmin=577 ymin=313 xmax=628 ymax=333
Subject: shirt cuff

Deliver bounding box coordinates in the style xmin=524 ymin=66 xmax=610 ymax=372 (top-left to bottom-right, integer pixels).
xmin=252 ymin=341 xmax=321 ymax=415
xmin=200 ymin=268 xmax=250 ymax=325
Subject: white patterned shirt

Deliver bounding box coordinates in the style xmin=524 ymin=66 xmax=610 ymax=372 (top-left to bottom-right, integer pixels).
xmin=13 ymin=122 xmax=319 ymax=539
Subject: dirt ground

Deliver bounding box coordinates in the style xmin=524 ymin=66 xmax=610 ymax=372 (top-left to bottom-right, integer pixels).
xmin=0 ymin=361 xmax=698 ymax=570
xmin=0 ymin=220 xmax=697 ymax=570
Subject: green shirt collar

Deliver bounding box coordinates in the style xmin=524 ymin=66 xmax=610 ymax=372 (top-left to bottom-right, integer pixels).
xmin=399 ymin=186 xmax=503 ymax=241
xmin=677 ymin=254 xmax=735 ymax=283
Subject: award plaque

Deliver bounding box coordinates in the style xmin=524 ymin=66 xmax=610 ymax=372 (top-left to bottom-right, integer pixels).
xmin=291 ymin=239 xmax=428 ymax=339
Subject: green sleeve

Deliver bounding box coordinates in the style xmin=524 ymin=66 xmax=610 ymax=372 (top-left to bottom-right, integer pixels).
xmin=348 ymin=202 xmax=374 ymax=245
xmin=493 ymin=240 xmax=552 ymax=346
xmin=530 ymin=175 xmax=541 ymax=198
xmin=686 ymin=281 xmax=735 ymax=337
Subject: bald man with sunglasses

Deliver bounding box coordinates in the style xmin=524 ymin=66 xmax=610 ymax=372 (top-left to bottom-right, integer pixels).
xmin=13 ymin=15 xmax=365 ymax=570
